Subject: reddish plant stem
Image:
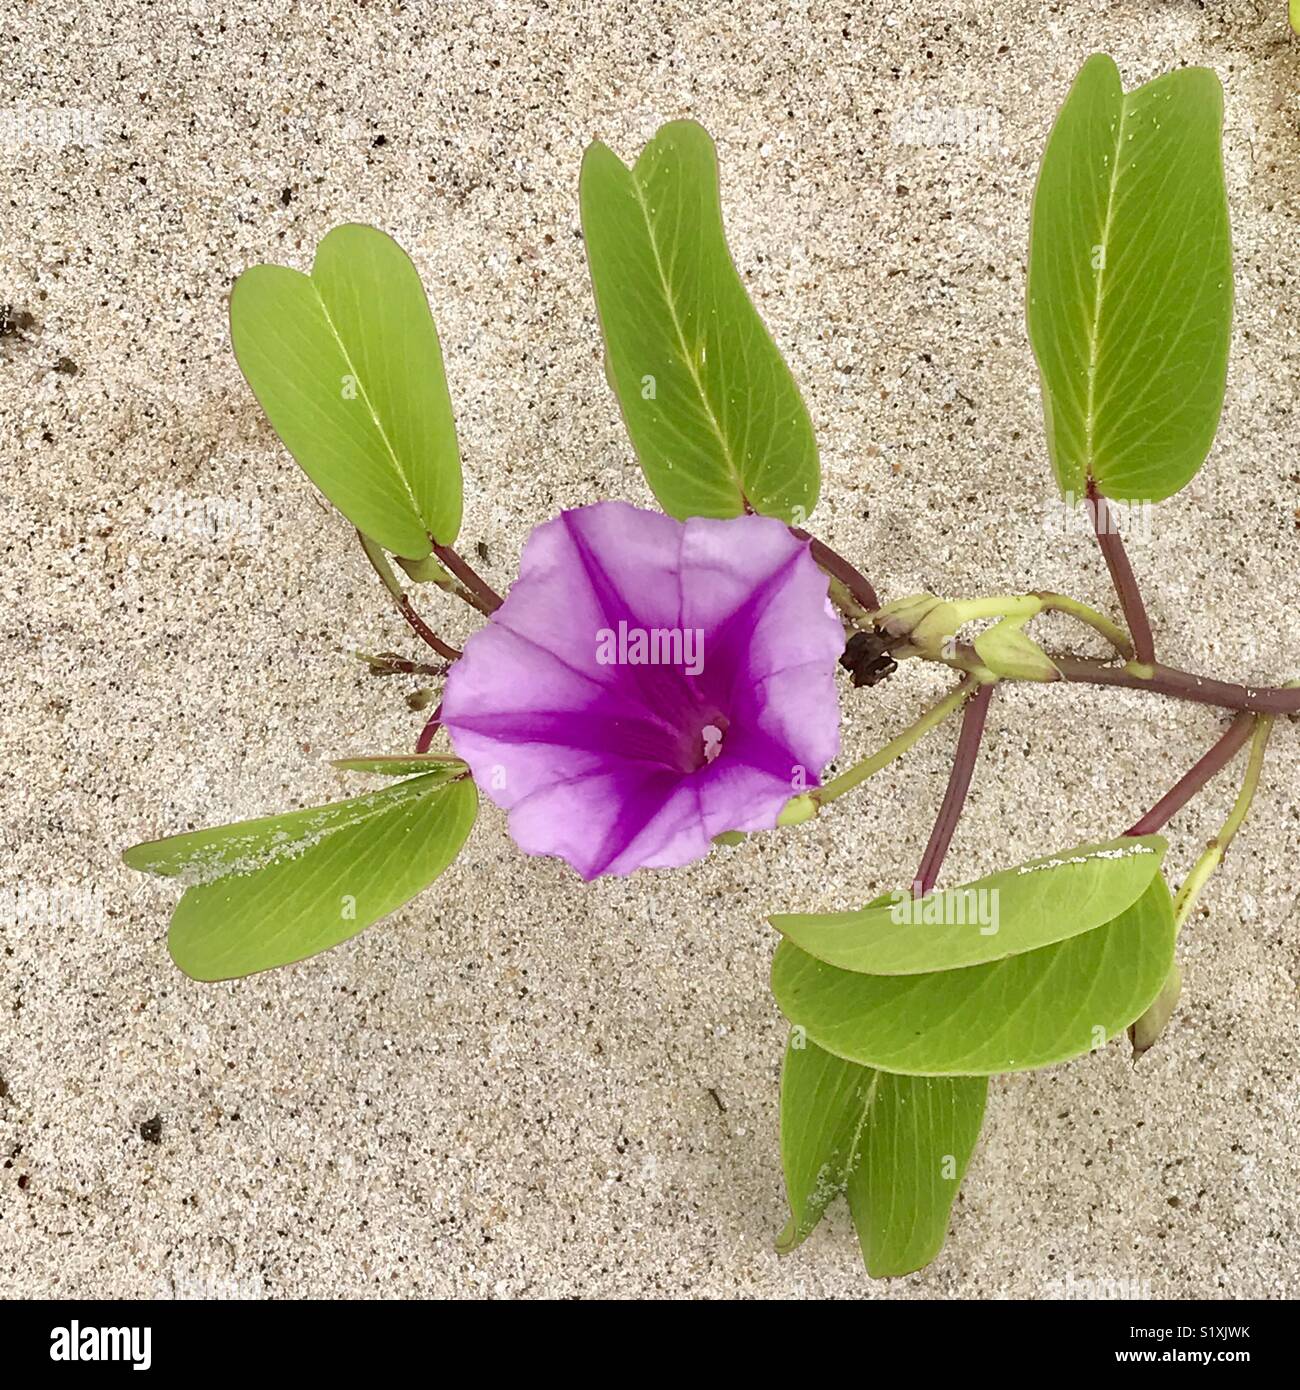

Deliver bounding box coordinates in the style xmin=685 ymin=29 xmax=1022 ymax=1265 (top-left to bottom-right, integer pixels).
xmin=913 ymin=682 xmax=993 ymax=896
xmin=396 ymin=598 xmax=460 ymax=661
xmin=434 ymin=544 xmax=503 ymax=614
xmin=1052 ymin=655 xmax=1300 ymax=715
xmin=415 ymin=702 xmax=443 ymax=754
xmin=1123 ymin=713 xmax=1256 ymax=837
xmin=357 ymin=531 xmax=462 ymax=660
xmin=1087 ymin=478 xmax=1155 ymax=666
xmin=791 ymin=528 xmax=880 ymax=613
xmin=358 ymin=652 xmax=450 ymax=678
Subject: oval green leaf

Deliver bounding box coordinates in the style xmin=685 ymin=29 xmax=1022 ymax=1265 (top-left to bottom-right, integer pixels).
xmin=771 ymin=834 xmax=1166 ymax=975
xmin=124 ymin=774 xmax=478 ymax=980
xmin=778 ymin=1032 xmax=986 ymax=1278
xmin=230 ymin=224 xmax=462 ymax=558
xmin=772 ymin=877 xmax=1175 ymax=1076
xmin=580 ymin=121 xmax=819 ymax=523
xmin=1027 ymin=55 xmax=1232 ymax=503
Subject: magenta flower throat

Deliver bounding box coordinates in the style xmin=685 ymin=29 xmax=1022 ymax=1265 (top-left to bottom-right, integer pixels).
xmin=439 ymin=502 xmax=843 ymax=879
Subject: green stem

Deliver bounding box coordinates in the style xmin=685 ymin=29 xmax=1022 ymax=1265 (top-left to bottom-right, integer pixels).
xmin=783 ymin=676 xmax=977 ymax=820
xmin=1032 ymin=591 xmax=1133 ymax=658
xmin=353 ymin=650 xmax=450 ymax=678
xmin=1172 ymin=715 xmax=1275 ymax=934
xmin=944 ymin=595 xmax=1042 ymax=625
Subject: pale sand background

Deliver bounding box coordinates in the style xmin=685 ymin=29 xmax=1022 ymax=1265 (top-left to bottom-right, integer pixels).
xmin=1 ymin=1 xmax=1298 ymax=1299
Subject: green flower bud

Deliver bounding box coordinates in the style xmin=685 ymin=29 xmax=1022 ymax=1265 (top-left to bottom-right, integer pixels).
xmin=1129 ymin=962 xmax=1182 ymax=1059
xmin=874 ymin=593 xmax=943 ymax=643
xmin=973 ymin=618 xmax=1060 ymax=682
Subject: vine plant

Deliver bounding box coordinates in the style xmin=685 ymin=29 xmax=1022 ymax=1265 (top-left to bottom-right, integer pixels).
xmin=125 ymin=55 xmax=1297 ymax=1278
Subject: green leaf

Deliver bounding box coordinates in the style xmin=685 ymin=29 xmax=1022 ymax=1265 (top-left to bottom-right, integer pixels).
xmin=1027 ymin=55 xmax=1232 ymax=503
xmin=778 ymin=1034 xmax=987 ymax=1277
xmin=331 ymin=754 xmax=465 ymax=779
xmin=846 ymin=1069 xmax=987 ymax=1278
xmin=1292 ymin=1 xmax=1300 ymax=38
xmin=230 ymin=224 xmax=462 ymax=558
xmin=771 ymin=835 xmax=1166 ymax=975
xmin=771 ymin=877 xmax=1175 ymax=1075
xmin=580 ymin=121 xmax=819 ymax=523
xmin=777 ymin=1031 xmax=873 ymax=1253
xmin=124 ymin=774 xmax=477 ymax=980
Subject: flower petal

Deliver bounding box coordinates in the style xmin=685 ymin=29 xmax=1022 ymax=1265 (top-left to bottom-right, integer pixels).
xmin=441 ymin=503 xmax=844 ymax=879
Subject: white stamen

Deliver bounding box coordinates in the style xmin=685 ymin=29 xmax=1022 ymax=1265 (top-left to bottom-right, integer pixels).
xmin=702 ymin=724 xmax=724 ymax=764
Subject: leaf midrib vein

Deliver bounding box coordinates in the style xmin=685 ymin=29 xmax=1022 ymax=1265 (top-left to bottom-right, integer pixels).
xmin=1082 ymin=94 xmax=1129 ymax=478
xmin=627 ymin=161 xmax=745 ymax=502
xmin=308 ymin=255 xmax=425 ymax=526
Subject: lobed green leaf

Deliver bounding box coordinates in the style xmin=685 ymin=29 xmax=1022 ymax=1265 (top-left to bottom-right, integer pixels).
xmin=330 ymin=754 xmax=466 ymax=779
xmin=771 ymin=877 xmax=1176 ymax=1075
xmin=581 ymin=121 xmax=819 ymax=523
xmin=125 ymin=774 xmax=478 ymax=980
xmin=779 ymin=1034 xmax=987 ymax=1278
xmin=230 ymin=224 xmax=462 ymax=557
xmin=1027 ymin=56 xmax=1232 ymax=503
xmin=771 ymin=835 xmax=1166 ymax=975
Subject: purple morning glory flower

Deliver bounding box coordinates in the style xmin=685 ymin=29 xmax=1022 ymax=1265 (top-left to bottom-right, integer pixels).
xmin=440 ymin=502 xmax=843 ymax=879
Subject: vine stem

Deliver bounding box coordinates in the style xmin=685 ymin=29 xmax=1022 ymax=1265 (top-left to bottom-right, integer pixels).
xmin=357 ymin=532 xmax=462 ymax=661
xmin=805 ymin=675 xmax=977 ymax=811
xmin=1123 ymin=713 xmax=1255 ymax=837
xmin=433 ymin=544 xmax=503 ymax=614
xmin=354 ymin=650 xmax=450 ymax=678
xmin=1051 ymin=655 xmax=1300 ymax=715
xmin=1087 ymin=478 xmax=1156 ymax=665
xmin=415 ymin=702 xmax=444 ymax=754
xmin=912 ymin=682 xmax=993 ymax=895
xmin=791 ymin=528 xmax=880 ymax=613
xmin=1171 ymin=714 xmax=1275 ymax=932
xmin=1033 ymin=591 xmax=1132 ymax=658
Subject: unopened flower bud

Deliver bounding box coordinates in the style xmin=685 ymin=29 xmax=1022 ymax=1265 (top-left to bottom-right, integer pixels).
xmin=973 ymin=618 xmax=1060 ymax=682
xmin=1129 ymin=963 xmax=1182 ymax=1059
xmin=874 ymin=593 xmax=943 ymax=643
